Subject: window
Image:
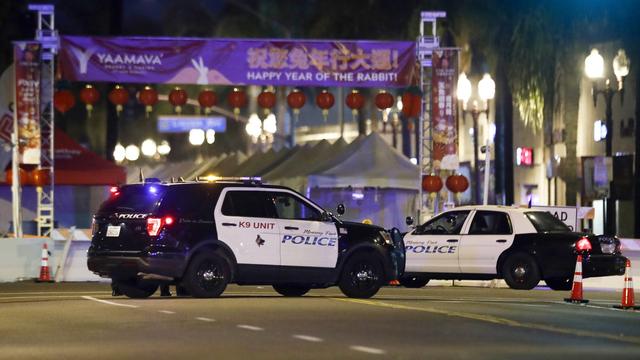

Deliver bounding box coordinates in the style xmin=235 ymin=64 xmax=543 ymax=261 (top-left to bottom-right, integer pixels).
xmin=221 ymin=191 xmax=275 ymax=218
xmin=469 ymin=211 xmax=512 ymax=235
xmin=159 ymin=185 xmax=215 ymax=217
xmin=415 ymin=211 xmax=470 ymax=235
xmin=271 ymin=192 xmax=321 ymax=221
xmin=98 ymin=184 xmax=166 ymax=214
xmin=525 ymin=211 xmax=571 ymax=233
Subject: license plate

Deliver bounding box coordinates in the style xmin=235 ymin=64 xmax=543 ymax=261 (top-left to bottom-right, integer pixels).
xmin=106 ymin=225 xmax=121 ymax=237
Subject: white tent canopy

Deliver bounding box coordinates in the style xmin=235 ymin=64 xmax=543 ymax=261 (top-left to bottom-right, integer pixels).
xmin=308 ymin=132 xmax=419 ymax=190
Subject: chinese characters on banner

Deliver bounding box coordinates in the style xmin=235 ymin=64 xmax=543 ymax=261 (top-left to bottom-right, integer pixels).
xmin=431 ymin=49 xmax=458 ymax=170
xmin=58 ymin=36 xmax=415 ymax=87
xmin=14 ymin=42 xmax=41 ymax=165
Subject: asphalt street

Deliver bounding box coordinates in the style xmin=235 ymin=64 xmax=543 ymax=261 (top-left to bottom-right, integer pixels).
xmin=1 ymin=282 xmax=639 ymax=359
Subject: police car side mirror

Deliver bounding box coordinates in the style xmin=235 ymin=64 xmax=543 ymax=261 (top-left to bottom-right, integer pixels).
xmin=336 ymin=204 xmax=345 ymax=216
xmin=320 ymin=211 xmax=333 ymax=222
xmin=405 ymin=216 xmax=414 ymax=226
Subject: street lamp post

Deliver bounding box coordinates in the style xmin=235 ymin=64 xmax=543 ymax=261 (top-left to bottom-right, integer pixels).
xmin=585 ymin=48 xmax=630 ymax=236
xmin=457 ymin=73 xmax=495 ymax=204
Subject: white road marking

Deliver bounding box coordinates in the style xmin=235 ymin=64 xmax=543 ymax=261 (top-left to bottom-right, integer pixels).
xmin=159 ymin=310 xmax=175 ymax=314
xmin=237 ymin=324 xmax=264 ymax=331
xmin=81 ymin=295 xmax=138 ymax=308
xmin=292 ymin=334 xmax=323 ymax=342
xmin=195 ymin=317 xmax=215 ymax=322
xmin=350 ymin=346 xmax=386 ymax=355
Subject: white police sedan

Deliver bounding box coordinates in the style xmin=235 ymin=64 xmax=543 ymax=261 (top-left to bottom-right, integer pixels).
xmin=400 ymin=205 xmax=626 ymax=290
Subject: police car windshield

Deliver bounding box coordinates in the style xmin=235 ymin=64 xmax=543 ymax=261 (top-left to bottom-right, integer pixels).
xmin=525 ymin=211 xmax=571 ymax=233
xmin=98 ymin=185 xmax=166 ymax=214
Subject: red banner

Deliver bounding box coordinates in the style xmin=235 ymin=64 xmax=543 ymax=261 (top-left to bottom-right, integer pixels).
xmin=14 ymin=42 xmax=41 ymax=165
xmin=431 ymin=49 xmax=458 ymax=170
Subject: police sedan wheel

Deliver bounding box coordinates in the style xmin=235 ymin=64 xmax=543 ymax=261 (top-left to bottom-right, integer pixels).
xmin=184 ymin=252 xmax=230 ymax=298
xmin=339 ymin=253 xmax=383 ymax=299
xmin=502 ymin=253 xmax=541 ymax=290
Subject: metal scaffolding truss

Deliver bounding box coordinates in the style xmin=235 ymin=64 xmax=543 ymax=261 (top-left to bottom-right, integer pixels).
xmin=417 ymin=11 xmax=445 ymax=220
xmin=29 ymin=4 xmax=58 ymax=237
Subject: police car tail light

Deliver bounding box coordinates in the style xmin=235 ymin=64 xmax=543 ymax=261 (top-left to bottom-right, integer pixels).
xmin=147 ymin=217 xmax=163 ymax=236
xmin=109 ymin=186 xmax=120 ymax=196
xmin=146 ymin=216 xmax=175 ymax=236
xmin=575 ymin=237 xmax=592 ymax=252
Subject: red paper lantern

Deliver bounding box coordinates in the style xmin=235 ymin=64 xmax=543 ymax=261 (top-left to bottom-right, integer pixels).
xmin=375 ymin=91 xmax=394 ymax=111
xmin=53 ymin=90 xmax=75 ymax=114
xmin=287 ymin=89 xmax=306 ymax=114
xmin=5 ymin=168 xmax=29 ymax=186
xmin=168 ymin=87 xmax=188 ymax=114
xmin=138 ymin=86 xmax=158 ymax=118
xmin=446 ymin=174 xmax=469 ymax=194
xmin=79 ymin=84 xmax=100 ymax=117
xmin=29 ymin=168 xmax=51 ymax=187
xmin=227 ymin=88 xmax=247 ymax=118
xmin=345 ymin=90 xmax=365 ymax=120
xmin=108 ymin=85 xmax=129 ymax=116
xmin=421 ymin=174 xmax=443 ymax=193
xmin=198 ymin=89 xmax=217 ymax=115
xmin=315 ymin=90 xmax=334 ymax=122
xmin=257 ymin=89 xmax=277 ymax=115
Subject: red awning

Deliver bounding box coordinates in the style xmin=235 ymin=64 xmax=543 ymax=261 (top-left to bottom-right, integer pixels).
xmin=53 ymin=129 xmax=126 ymax=185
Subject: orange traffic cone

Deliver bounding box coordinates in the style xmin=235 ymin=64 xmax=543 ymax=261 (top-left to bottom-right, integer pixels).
xmin=614 ymin=259 xmax=640 ymax=310
xmin=564 ymin=254 xmax=588 ymax=304
xmin=35 ymin=243 xmax=54 ymax=283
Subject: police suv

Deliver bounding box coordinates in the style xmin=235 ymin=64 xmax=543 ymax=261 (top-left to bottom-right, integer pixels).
xmin=88 ymin=178 xmax=403 ymax=299
xmin=401 ymin=205 xmax=627 ymax=290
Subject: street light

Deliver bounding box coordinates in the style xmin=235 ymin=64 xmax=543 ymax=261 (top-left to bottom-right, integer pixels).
xmin=457 ymin=72 xmax=495 ymax=204
xmin=113 ymin=143 xmax=126 ymax=163
xmin=157 ymin=140 xmax=171 ymax=156
xmin=141 ymin=139 xmax=157 ymax=157
xmin=189 ymin=129 xmax=205 ymax=146
xmin=585 ymin=47 xmax=630 ymax=236
xmin=124 ymin=144 xmax=140 ymax=161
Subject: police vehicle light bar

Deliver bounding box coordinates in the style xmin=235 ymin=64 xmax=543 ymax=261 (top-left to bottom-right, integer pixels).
xmin=196 ymin=176 xmax=262 ymax=184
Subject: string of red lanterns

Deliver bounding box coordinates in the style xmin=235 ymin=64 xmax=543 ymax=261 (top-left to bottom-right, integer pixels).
xmin=53 ymin=85 xmax=423 ymax=122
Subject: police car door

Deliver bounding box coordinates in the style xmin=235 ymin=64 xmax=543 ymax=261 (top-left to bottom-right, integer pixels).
xmin=459 ymin=210 xmax=514 ymax=274
xmin=271 ymin=190 xmax=339 ymax=269
xmin=214 ymin=188 xmax=280 ymax=267
xmin=403 ymin=210 xmax=471 ymax=273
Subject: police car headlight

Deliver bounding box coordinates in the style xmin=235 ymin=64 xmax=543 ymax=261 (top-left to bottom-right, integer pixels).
xmin=380 ymin=231 xmax=392 ymax=246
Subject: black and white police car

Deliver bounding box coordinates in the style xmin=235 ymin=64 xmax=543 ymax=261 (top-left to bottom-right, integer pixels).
xmin=400 ymin=205 xmax=627 ymax=290
xmin=88 ymin=177 xmax=403 ymax=299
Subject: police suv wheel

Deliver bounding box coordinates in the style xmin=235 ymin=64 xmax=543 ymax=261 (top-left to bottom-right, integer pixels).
xmin=339 ymin=253 xmax=384 ymax=299
xmin=115 ymin=280 xmax=158 ymax=299
xmin=399 ymin=276 xmax=430 ymax=288
xmin=183 ymin=252 xmax=230 ymax=298
xmin=502 ymin=253 xmax=540 ymax=290
xmin=272 ymin=284 xmax=310 ymax=297
xmin=544 ymin=277 xmax=573 ymax=291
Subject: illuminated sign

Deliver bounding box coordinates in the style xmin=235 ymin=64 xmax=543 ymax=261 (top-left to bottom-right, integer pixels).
xmin=516 ymin=147 xmax=534 ymax=167
xmin=157 ymin=116 xmax=226 ymax=133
